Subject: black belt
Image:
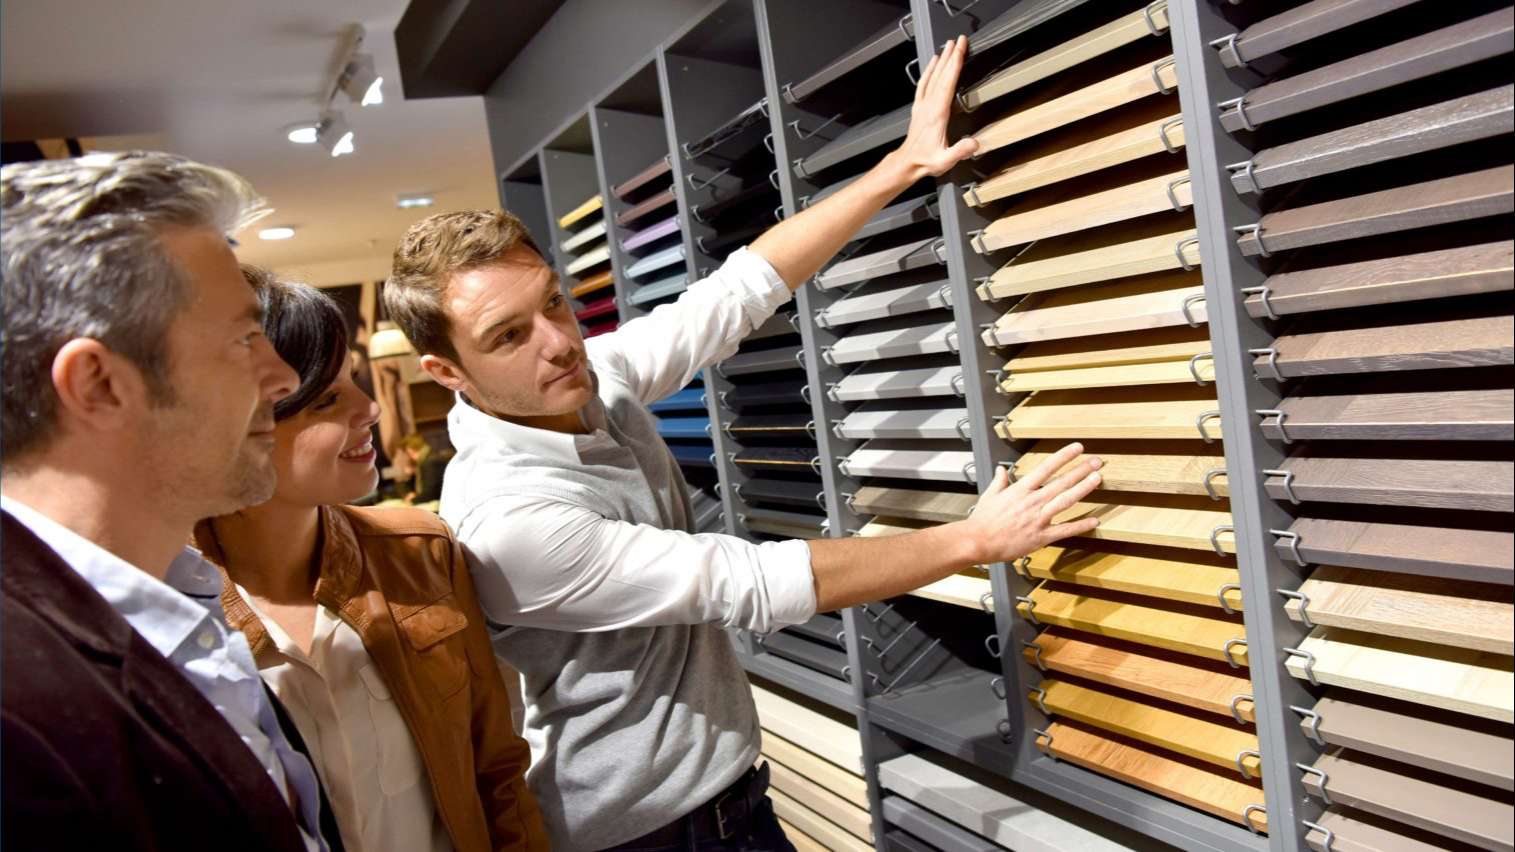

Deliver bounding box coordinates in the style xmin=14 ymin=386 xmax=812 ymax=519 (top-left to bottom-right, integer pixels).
xmin=606 ymin=762 xmax=771 ymax=849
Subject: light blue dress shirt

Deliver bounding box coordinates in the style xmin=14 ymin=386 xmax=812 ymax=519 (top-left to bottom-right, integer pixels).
xmin=1 ymin=495 xmax=328 ymax=852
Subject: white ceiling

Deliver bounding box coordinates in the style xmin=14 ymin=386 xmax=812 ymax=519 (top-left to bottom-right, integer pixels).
xmin=1 ymin=0 xmax=499 ymax=286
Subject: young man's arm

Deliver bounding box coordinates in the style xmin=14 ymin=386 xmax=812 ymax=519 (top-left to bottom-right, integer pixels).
xmin=749 ymin=36 xmax=978 ymax=289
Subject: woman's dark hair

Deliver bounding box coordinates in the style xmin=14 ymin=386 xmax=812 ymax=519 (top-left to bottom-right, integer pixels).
xmin=240 ymin=265 xmax=350 ymax=421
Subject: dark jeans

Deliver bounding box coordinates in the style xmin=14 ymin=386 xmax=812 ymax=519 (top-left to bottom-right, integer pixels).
xmin=603 ymin=765 xmax=798 ymax=852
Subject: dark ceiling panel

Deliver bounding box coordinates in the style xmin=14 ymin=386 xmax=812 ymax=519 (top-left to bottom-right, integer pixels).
xmin=395 ymin=0 xmax=565 ymax=98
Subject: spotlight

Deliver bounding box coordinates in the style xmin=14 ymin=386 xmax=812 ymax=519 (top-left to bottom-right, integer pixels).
xmin=317 ymin=112 xmax=356 ymax=158
xmin=339 ymin=53 xmax=384 ymax=107
xmin=258 ymin=227 xmax=296 ymax=241
xmin=284 ymin=122 xmax=320 ymax=144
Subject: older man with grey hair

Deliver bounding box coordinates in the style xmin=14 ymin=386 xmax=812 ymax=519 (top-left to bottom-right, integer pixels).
xmin=1 ymin=151 xmax=340 ymax=851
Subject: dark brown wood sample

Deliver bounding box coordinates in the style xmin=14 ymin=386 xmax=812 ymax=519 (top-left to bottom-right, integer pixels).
xmin=1262 ymin=388 xmax=1515 ymax=442
xmin=612 ymin=157 xmax=671 ymax=200
xmin=1233 ymin=86 xmax=1514 ymax=193
xmin=1267 ymin=456 xmax=1514 ymax=512
xmin=1237 ymin=165 xmax=1515 ymax=257
xmin=1219 ymin=7 xmax=1515 ymax=132
xmin=1311 ymin=692 xmax=1515 ymax=791
xmin=615 ymin=187 xmax=677 ymax=227
xmin=1244 ymin=241 xmax=1514 ymax=318
xmin=1278 ymin=517 xmax=1514 ymax=585
xmin=1304 ymin=749 xmax=1515 ymax=851
xmin=1253 ymin=314 xmax=1514 ymax=379
xmin=1217 ymin=0 xmax=1424 ymax=68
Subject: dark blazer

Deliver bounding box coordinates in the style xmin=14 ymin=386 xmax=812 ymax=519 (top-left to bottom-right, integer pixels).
xmin=1 ymin=510 xmax=330 ymax=852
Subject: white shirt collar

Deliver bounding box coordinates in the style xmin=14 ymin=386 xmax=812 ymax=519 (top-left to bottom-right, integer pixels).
xmin=1 ymin=494 xmax=224 ymax=660
xmin=448 ymin=373 xmax=611 ymax=463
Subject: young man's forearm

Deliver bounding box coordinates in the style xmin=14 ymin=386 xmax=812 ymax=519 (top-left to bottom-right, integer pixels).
xmin=748 ymin=152 xmax=917 ymax=290
xmin=808 ymin=521 xmax=980 ymax=611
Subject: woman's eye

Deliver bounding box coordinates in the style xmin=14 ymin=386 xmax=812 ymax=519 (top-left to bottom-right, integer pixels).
xmin=548 ymin=295 xmax=564 ymax=309
xmin=314 ymin=392 xmax=339 ymax=410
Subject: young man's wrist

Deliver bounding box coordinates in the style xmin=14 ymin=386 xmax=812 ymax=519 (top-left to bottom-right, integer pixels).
xmin=872 ymin=150 xmax=923 ymax=197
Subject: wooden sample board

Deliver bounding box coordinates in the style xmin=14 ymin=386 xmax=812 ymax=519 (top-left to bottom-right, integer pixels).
xmin=769 ymin=789 xmax=872 ymax=852
xmin=777 ymin=819 xmax=829 ymax=852
xmin=1238 ymin=85 xmax=1514 ymax=193
xmin=1218 ymin=0 xmax=1425 ymax=68
xmin=1001 ymin=358 xmax=1213 ymax=393
xmin=969 ymin=100 xmax=1184 ymax=205
xmin=977 ymin=168 xmax=1193 ymax=253
xmin=1053 ymin=492 xmax=1236 ymax=553
xmin=1257 ymin=314 xmax=1514 ymax=379
xmin=1037 ymin=678 xmax=1260 ymax=777
xmin=1311 ymin=692 xmax=1515 ymax=791
xmin=1224 ymin=5 xmax=1515 ymax=127
xmin=1017 ymin=440 xmax=1228 ymax=498
xmin=1263 ymin=387 xmax=1515 ymax=442
xmin=971 ymin=56 xmax=1179 ymax=156
xmin=1288 ymin=627 xmax=1515 ymax=723
xmin=1000 ymin=386 xmax=1222 ymax=441
xmin=1239 ymin=165 xmax=1515 ymax=257
xmin=557 ymin=194 xmax=604 ymax=229
xmin=876 ymin=752 xmax=1146 ymax=852
xmin=1289 ymin=565 xmax=1514 ymax=654
xmin=570 ymin=269 xmax=614 ymax=299
xmin=761 ymin=730 xmax=869 ymax=808
xmin=1306 ymin=749 xmax=1514 ymax=851
xmin=977 ymin=218 xmax=1200 ymax=300
xmin=1025 ymin=629 xmax=1256 ymax=722
xmin=1245 ymin=240 xmax=1514 ymax=318
xmin=850 ymin=486 xmax=976 ymax=523
xmin=985 ymin=270 xmax=1205 ymax=346
xmin=1037 ymin=721 xmax=1266 ymax=829
xmin=961 ymin=4 xmax=1169 ymax=111
xmin=1306 ymin=806 xmax=1486 ymax=852
xmin=1005 ymin=325 xmax=1211 ymax=373
xmin=1269 ymin=455 xmax=1514 ymax=512
xmin=765 ymin=758 xmax=872 ymax=841
xmin=750 ymin=682 xmax=864 ymax=773
xmin=1020 ymin=583 xmax=1248 ymax=664
xmin=1023 ymin=539 xmax=1242 ymax=610
xmin=1280 ymin=517 xmax=1514 ymax=586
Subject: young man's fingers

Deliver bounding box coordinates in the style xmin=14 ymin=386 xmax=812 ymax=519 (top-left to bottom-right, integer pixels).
xmin=929 ymin=36 xmax=967 ymax=101
xmin=1039 ymin=457 xmax=1102 ymax=500
xmin=1040 ymin=470 xmax=1103 ymax=524
xmin=915 ymin=53 xmax=941 ymax=103
xmin=1017 ymin=442 xmax=1085 ymax=492
xmin=1041 ymin=516 xmax=1101 ymax=546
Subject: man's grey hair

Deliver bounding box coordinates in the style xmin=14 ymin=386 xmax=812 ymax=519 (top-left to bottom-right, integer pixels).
xmin=1 ymin=150 xmax=268 ymax=463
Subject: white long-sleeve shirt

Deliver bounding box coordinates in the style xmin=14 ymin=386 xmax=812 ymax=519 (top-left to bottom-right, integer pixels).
xmin=440 ymin=246 xmax=816 ymax=851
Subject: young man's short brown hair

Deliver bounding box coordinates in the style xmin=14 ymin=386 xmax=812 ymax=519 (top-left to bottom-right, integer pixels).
xmin=384 ymin=209 xmax=543 ymax=362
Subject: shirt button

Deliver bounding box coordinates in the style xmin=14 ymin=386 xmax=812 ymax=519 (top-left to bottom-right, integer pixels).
xmin=197 ymin=631 xmax=216 ymax=650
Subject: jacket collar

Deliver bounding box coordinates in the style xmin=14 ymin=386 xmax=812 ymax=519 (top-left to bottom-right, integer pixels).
xmin=197 ymin=505 xmax=364 ymax=663
xmin=1 ymin=509 xmax=134 ymax=660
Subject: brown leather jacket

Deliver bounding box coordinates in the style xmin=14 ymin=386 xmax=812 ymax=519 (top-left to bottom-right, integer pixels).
xmin=195 ymin=505 xmax=550 ymax=852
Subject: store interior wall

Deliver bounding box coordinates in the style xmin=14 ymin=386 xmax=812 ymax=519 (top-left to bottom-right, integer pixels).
xmin=481 ymin=0 xmax=708 ymax=175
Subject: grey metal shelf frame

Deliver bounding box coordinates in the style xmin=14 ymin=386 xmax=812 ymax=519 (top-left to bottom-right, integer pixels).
xmin=487 ymin=1 xmax=1512 ymax=850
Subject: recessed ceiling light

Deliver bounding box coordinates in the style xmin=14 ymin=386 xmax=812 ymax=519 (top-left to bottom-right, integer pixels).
xmin=285 ymin=123 xmax=319 ymax=144
xmin=259 ymin=227 xmax=296 ymax=241
xmin=396 ymin=194 xmax=434 ymax=209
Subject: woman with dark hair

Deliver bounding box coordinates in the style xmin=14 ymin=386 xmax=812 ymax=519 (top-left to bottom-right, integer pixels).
xmin=195 ymin=267 xmax=549 ymax=852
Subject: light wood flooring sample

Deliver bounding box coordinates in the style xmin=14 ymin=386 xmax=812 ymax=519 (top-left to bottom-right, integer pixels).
xmin=1001 ymin=385 xmax=1221 ymax=441
xmin=977 ymin=216 xmax=1199 ymax=300
xmin=970 ymin=99 xmax=1184 ymax=205
xmin=850 ymin=486 xmax=977 ymax=523
xmin=1038 ymin=721 xmax=1266 ymax=829
xmin=1006 ymin=325 xmax=1211 ymax=373
xmin=986 ymin=270 xmax=1204 ymax=346
xmin=961 ymin=4 xmax=1169 ymax=110
xmin=776 ymin=819 xmax=829 ymax=852
xmin=769 ymin=789 xmax=872 ymax=852
xmin=972 ymin=55 xmax=1179 ymax=156
xmin=1018 ymin=439 xmax=1228 ymax=498
xmin=762 ymin=730 xmax=871 ymax=809
xmin=977 ymin=167 xmax=1193 ymax=253
xmin=1001 ymin=358 xmax=1214 ymax=392
xmin=1291 ymin=565 xmax=1513 ymax=654
xmin=750 ymin=684 xmax=863 ymax=773
xmin=1053 ymin=492 xmax=1236 ymax=553
xmin=1289 ymin=627 xmax=1514 ymax=723
xmin=1026 ymin=629 xmax=1256 ymax=722
xmin=1023 ymin=538 xmax=1241 ymax=610
xmin=1037 ymin=678 xmax=1260 ymax=776
xmin=1021 ymin=582 xmax=1247 ymax=664
xmin=766 ymin=759 xmax=872 ymax=841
